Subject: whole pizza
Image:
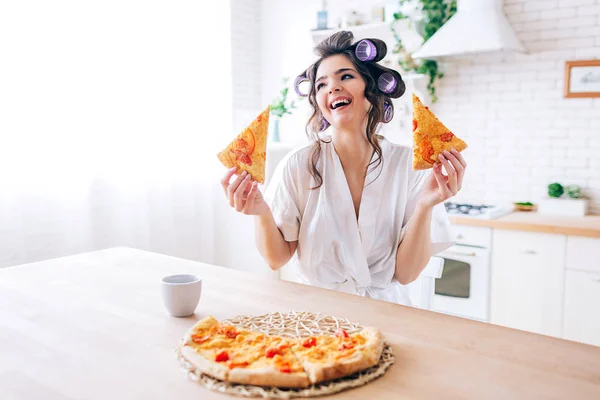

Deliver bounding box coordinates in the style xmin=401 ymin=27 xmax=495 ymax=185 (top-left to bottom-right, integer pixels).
xmin=178 ymin=316 xmax=385 ymax=388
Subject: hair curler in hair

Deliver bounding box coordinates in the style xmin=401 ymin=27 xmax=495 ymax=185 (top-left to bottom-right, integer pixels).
xmin=294 ymin=75 xmax=310 ymax=97
xmin=355 ymin=40 xmax=377 ymax=61
xmin=354 ymin=39 xmax=386 ymax=63
xmin=377 ymin=72 xmax=397 ymax=94
xmin=319 ymin=118 xmax=330 ymax=132
xmin=383 ymin=101 xmax=393 ymax=123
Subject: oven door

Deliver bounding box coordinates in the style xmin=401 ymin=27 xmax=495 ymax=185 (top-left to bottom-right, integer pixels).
xmin=432 ymin=245 xmax=490 ymax=322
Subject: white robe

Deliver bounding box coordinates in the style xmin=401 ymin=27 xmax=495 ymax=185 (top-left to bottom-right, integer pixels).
xmin=264 ymin=137 xmax=455 ymax=305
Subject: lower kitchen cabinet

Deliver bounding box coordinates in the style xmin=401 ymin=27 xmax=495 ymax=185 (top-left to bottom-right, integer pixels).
xmin=490 ymin=229 xmax=566 ymax=338
xmin=563 ymin=270 xmax=600 ymax=347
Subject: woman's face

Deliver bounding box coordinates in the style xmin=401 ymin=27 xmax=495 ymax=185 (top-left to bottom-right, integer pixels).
xmin=314 ymin=54 xmax=369 ymax=130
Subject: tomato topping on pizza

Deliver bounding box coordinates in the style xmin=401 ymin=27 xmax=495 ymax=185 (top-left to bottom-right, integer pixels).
xmin=277 ymin=363 xmax=292 ymax=373
xmin=340 ymin=342 xmax=354 ymax=350
xmin=228 ymin=362 xmax=249 ymax=369
xmin=440 ymin=132 xmax=454 ymax=142
xmin=302 ymin=337 xmax=317 ymax=348
xmin=413 ymin=119 xmax=417 ymax=131
xmin=218 ymin=325 xmax=240 ymax=339
xmin=191 ymin=334 xmax=211 ymax=344
xmin=215 ymin=350 xmax=229 ymax=362
xmin=265 ymin=347 xmax=281 ymax=358
xmin=419 ymin=139 xmax=435 ymax=164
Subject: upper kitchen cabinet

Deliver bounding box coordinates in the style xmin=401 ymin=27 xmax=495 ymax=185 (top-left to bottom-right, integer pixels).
xmin=491 ymin=229 xmax=566 ymax=338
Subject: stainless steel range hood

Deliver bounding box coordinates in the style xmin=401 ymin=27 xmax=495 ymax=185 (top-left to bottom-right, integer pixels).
xmin=411 ymin=0 xmax=526 ymax=59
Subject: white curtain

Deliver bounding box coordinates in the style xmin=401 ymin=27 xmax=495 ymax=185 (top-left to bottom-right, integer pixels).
xmin=0 ymin=1 xmax=232 ymax=268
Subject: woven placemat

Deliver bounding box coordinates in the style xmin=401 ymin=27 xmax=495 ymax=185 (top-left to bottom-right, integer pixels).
xmin=175 ymin=310 xmax=394 ymax=398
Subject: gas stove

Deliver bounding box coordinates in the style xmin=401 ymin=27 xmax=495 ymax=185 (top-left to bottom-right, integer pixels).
xmin=444 ymin=202 xmax=514 ymax=220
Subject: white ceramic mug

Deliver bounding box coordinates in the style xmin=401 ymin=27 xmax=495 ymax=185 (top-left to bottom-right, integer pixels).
xmin=161 ymin=274 xmax=202 ymax=317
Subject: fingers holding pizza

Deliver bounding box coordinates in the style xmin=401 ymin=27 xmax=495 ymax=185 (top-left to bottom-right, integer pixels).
xmin=221 ymin=167 xmax=270 ymax=216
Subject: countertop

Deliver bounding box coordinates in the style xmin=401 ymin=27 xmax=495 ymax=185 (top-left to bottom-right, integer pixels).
xmin=1 ymin=247 xmax=599 ymax=399
xmin=450 ymin=211 xmax=600 ymax=238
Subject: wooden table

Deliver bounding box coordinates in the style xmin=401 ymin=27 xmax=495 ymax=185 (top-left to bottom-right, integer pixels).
xmin=1 ymin=247 xmax=599 ymax=399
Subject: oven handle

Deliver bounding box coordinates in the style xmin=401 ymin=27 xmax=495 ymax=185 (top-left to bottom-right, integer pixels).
xmin=440 ymin=246 xmax=487 ymax=258
xmin=443 ymin=249 xmax=478 ymax=257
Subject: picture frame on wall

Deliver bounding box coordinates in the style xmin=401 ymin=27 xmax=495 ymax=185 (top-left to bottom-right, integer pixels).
xmin=564 ymin=59 xmax=600 ymax=98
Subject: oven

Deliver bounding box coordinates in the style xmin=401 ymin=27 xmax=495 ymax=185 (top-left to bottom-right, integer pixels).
xmin=431 ymin=226 xmax=492 ymax=322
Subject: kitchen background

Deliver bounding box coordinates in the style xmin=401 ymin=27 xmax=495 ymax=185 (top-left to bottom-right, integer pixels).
xmin=235 ymin=0 xmax=600 ymax=212
xmin=224 ymin=0 xmax=600 ymax=347
xmin=1 ymin=0 xmax=598 ymax=348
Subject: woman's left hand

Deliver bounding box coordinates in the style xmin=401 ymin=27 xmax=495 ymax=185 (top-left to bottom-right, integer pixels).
xmin=418 ymin=148 xmax=467 ymax=208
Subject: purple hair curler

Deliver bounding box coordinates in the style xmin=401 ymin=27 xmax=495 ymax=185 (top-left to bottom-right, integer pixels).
xmin=319 ymin=118 xmax=330 ymax=132
xmin=294 ymin=75 xmax=310 ymax=97
xmin=377 ymin=72 xmax=397 ymax=94
xmin=383 ymin=102 xmax=393 ymax=123
xmin=355 ymin=39 xmax=377 ymax=62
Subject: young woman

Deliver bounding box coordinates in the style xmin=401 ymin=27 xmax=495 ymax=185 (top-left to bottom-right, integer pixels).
xmin=220 ymin=31 xmax=466 ymax=305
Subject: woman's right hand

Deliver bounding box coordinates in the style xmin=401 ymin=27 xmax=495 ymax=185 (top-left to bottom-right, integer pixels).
xmin=220 ymin=167 xmax=270 ymax=216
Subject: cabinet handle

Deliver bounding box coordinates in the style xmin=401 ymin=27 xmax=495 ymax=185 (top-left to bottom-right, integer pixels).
xmin=520 ymin=249 xmax=537 ymax=255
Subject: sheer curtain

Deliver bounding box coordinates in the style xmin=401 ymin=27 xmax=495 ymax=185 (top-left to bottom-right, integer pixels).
xmin=0 ymin=1 xmax=232 ymax=268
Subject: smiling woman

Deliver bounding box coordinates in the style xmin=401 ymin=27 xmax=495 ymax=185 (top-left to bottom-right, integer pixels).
xmin=0 ymin=1 xmax=232 ymax=268
xmin=220 ymin=30 xmax=466 ymax=305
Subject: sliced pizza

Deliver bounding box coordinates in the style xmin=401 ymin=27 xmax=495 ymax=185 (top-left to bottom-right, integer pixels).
xmin=412 ymin=93 xmax=467 ymax=170
xmin=228 ymin=335 xmax=310 ymax=388
xmin=217 ymin=106 xmax=270 ymax=183
xmin=179 ymin=316 xmax=384 ymax=388
xmin=289 ymin=327 xmax=383 ymax=385
xmin=181 ymin=317 xmax=265 ymax=381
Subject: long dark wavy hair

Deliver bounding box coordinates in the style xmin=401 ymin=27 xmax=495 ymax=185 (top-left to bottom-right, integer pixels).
xmin=298 ymin=31 xmax=405 ymax=189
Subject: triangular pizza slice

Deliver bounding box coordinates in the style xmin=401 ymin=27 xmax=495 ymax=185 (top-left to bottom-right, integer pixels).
xmin=217 ymin=106 xmax=270 ymax=183
xmin=412 ymin=93 xmax=467 ymax=170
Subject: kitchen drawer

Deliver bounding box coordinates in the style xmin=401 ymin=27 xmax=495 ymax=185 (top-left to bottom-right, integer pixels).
xmin=452 ymin=225 xmax=492 ymax=248
xmin=563 ymin=270 xmax=600 ymax=347
xmin=566 ymin=236 xmax=600 ymax=273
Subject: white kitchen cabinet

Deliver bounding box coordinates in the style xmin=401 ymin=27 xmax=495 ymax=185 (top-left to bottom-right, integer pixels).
xmin=491 ymin=230 xmax=566 ymax=338
xmin=563 ymin=270 xmax=600 ymax=347
xmin=566 ymin=236 xmax=600 ymax=274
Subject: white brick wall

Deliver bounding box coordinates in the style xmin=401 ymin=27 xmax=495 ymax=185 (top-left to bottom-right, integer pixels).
xmin=435 ymin=0 xmax=600 ymax=214
xmin=231 ymin=0 xmax=263 ymax=132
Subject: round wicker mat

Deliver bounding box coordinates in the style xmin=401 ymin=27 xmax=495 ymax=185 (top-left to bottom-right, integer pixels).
xmin=175 ymin=310 xmax=394 ymax=398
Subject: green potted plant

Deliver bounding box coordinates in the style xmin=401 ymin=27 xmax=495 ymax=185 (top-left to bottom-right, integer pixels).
xmin=269 ymin=78 xmax=297 ymax=143
xmin=539 ymin=182 xmax=589 ymax=216
xmin=391 ymin=0 xmax=457 ymax=102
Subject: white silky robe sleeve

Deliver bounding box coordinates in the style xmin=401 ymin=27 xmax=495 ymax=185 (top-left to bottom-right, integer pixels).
xmin=399 ymin=169 xmax=455 ymax=255
xmin=263 ymin=156 xmax=302 ymax=242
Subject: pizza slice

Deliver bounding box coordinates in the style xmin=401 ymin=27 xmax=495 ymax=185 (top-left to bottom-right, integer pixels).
xmin=228 ymin=335 xmax=310 ymax=388
xmin=289 ymin=327 xmax=384 ymax=385
xmin=412 ymin=93 xmax=467 ymax=170
xmin=217 ymin=106 xmax=270 ymax=183
xmin=180 ymin=316 xmax=266 ymax=381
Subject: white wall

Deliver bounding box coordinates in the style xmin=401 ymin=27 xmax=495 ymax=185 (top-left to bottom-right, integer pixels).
xmin=433 ymin=0 xmax=600 ymax=214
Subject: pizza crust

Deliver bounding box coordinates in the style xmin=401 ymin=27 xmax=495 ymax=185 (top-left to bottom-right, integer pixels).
xmin=180 ymin=345 xmax=230 ymax=381
xmin=228 ymin=367 xmax=310 ymax=388
xmin=301 ymin=350 xmax=373 ymax=384
xmin=359 ymin=327 xmax=384 ymax=365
